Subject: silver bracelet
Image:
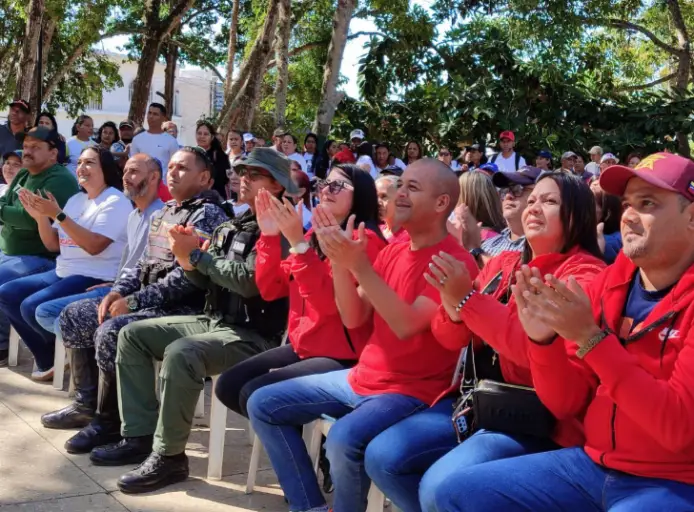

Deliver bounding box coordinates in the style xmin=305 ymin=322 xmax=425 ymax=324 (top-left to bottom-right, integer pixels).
xmin=454 ymin=290 xmax=476 ymax=313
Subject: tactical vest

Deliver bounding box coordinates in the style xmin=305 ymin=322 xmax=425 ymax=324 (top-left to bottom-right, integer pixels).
xmin=207 ymin=222 xmax=289 ymax=342
xmin=140 ymin=196 xmax=214 ymax=288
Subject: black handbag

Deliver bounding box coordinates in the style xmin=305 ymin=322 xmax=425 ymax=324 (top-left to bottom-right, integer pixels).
xmin=452 ymin=340 xmax=555 ymax=441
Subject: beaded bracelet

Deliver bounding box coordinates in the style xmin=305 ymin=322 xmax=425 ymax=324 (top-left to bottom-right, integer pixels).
xmin=454 ymin=290 xmax=476 ymax=313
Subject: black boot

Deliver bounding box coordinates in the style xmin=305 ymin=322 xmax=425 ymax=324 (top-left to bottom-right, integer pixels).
xmin=41 ymin=348 xmax=98 ymax=429
xmin=90 ymin=435 xmax=154 ymax=467
xmin=64 ymin=370 xmax=122 ymax=454
xmin=117 ymin=452 xmax=189 ymax=494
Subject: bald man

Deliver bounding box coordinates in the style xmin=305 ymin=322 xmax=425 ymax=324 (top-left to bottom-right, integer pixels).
xmin=247 ymin=158 xmax=480 ymax=512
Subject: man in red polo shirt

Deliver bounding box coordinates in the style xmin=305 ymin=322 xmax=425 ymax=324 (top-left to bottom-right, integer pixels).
xmin=440 ymin=153 xmax=694 ymax=511
xmin=247 ymin=159 xmax=478 ymax=512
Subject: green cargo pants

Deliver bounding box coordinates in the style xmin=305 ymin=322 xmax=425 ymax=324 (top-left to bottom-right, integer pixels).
xmin=115 ymin=315 xmax=272 ymax=455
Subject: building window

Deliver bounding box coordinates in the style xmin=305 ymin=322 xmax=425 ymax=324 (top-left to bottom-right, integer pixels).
xmin=88 ymin=94 xmax=103 ymax=111
xmin=128 ymin=81 xmax=154 ymax=103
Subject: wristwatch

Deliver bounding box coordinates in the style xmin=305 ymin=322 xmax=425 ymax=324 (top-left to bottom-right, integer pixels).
xmin=576 ymin=328 xmax=610 ymax=359
xmin=189 ymin=248 xmax=204 ymax=267
xmin=469 ymin=247 xmax=483 ymax=259
xmin=55 ymin=211 xmax=67 ymax=224
xmin=126 ymin=295 xmax=139 ymax=312
xmin=289 ymin=242 xmax=310 ymax=255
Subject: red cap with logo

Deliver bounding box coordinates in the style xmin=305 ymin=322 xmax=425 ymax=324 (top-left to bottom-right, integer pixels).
xmin=499 ymin=130 xmax=515 ymax=142
xmin=600 ymin=153 xmax=694 ymax=201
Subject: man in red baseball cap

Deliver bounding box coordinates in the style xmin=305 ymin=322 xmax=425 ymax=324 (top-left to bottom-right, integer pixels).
xmin=0 ymin=99 xmax=30 ymax=157
xmin=453 ymin=151 xmax=694 ymax=510
xmin=490 ymin=130 xmax=526 ymax=172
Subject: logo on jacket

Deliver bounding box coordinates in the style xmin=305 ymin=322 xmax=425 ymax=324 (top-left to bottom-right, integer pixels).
xmin=659 ymin=328 xmax=680 ymax=341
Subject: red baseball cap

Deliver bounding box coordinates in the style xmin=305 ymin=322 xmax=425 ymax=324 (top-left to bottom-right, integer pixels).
xmin=600 ymin=153 xmax=694 ymax=201
xmin=9 ymin=99 xmax=30 ymax=113
xmin=499 ymin=131 xmax=515 ymax=142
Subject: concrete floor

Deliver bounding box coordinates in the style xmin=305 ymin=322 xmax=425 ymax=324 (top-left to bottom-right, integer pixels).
xmin=0 ymin=351 xmax=292 ymax=512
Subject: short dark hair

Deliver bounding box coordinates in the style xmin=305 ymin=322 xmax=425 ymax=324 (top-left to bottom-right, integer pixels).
xmin=80 ymin=146 xmax=123 ymax=191
xmin=149 ymin=102 xmax=167 ymax=116
xmin=304 ymin=132 xmax=318 ymax=145
xmin=375 ymin=143 xmax=390 ymax=152
xmin=178 ymin=146 xmax=212 ymax=173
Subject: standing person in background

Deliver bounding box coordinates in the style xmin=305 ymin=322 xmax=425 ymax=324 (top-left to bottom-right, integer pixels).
xmin=375 ymin=143 xmax=405 ymax=172
xmin=161 ymin=121 xmax=179 ymax=144
xmin=195 ymin=120 xmax=229 ymax=199
xmin=303 ymin=133 xmax=318 ymax=177
xmin=491 ymin=131 xmax=526 ymax=172
xmin=464 ymin=144 xmax=486 ymax=171
xmin=626 ymin=152 xmax=642 ymax=168
xmin=559 ymin=151 xmax=577 ymax=173
xmin=129 ymin=104 xmax=179 ymax=182
xmin=376 ymin=174 xmax=407 ymax=243
xmin=349 ymin=129 xmax=366 ymax=155
xmin=314 ymin=139 xmax=338 ymax=180
xmin=96 ymin=122 xmax=121 ymax=152
xmin=227 ymin=129 xmax=245 ymax=164
xmin=34 ymin=112 xmax=67 ymax=165
xmin=438 ymin=147 xmax=460 ymax=171
xmin=272 ymin=128 xmax=287 ymax=152
xmin=535 ymin=149 xmax=552 ymax=171
xmin=585 ymin=146 xmax=603 ymax=176
xmin=403 ymin=141 xmax=423 ymax=166
xmin=119 ymin=121 xmax=135 ymax=146
xmin=282 ymin=134 xmax=308 ymax=172
xmin=572 ymin=153 xmax=593 ymax=182
xmin=243 ymin=133 xmax=256 ymax=154
xmin=356 ymin=141 xmax=378 ymax=179
xmin=600 ymin=153 xmax=619 ymax=175
xmin=66 ymin=115 xmax=95 ymax=175
xmin=0 ymin=99 xmax=30 ymax=156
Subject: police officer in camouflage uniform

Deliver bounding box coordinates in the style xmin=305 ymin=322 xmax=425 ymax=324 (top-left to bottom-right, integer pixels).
xmin=89 ymin=148 xmax=294 ymax=494
xmin=43 ymin=147 xmax=229 ymax=455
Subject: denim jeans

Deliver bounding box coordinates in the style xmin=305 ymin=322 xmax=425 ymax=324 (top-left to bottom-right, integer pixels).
xmin=419 ymin=429 xmax=559 ymax=511
xmin=427 ymin=446 xmax=694 ymax=512
xmin=0 ymin=253 xmax=55 ymax=350
xmin=0 ymin=270 xmax=105 ymax=370
xmin=34 ymin=286 xmax=111 ymax=334
xmin=364 ymin=398 xmax=458 ymax=512
xmin=247 ymin=369 xmax=427 ymax=512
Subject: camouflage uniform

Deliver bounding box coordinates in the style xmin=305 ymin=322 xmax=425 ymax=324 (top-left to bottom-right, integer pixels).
xmin=59 ymin=192 xmax=230 ymax=373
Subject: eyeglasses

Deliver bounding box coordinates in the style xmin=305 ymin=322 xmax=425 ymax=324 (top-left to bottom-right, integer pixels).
xmin=237 ymin=167 xmax=273 ymax=180
xmin=438 ymin=152 xmax=450 ymax=157
xmin=316 ymin=179 xmax=354 ymax=195
xmin=499 ymin=184 xmax=528 ymax=198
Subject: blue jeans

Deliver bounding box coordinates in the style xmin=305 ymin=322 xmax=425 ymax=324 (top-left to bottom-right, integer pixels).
xmin=429 ymin=446 xmax=694 ymax=511
xmin=0 ymin=253 xmax=55 ymax=350
xmin=419 ymin=429 xmax=559 ymax=511
xmin=247 ymin=369 xmax=427 ymax=512
xmin=364 ymin=398 xmax=458 ymax=512
xmin=35 ymin=286 xmax=111 ymax=334
xmin=0 ymin=270 xmax=105 ymax=370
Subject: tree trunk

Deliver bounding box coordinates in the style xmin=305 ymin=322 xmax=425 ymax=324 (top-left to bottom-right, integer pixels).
xmin=15 ymin=0 xmax=44 ymax=101
xmin=666 ymin=0 xmax=692 ymax=156
xmin=273 ymin=0 xmax=291 ymax=128
xmin=128 ymin=36 xmax=163 ymax=126
xmin=312 ymin=0 xmax=356 ymax=137
xmin=28 ymin=16 xmax=55 ymax=112
xmin=163 ymin=28 xmax=180 ymax=115
xmin=223 ymin=0 xmax=240 ymax=97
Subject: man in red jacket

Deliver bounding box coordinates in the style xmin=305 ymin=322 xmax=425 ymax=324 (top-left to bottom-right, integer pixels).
xmin=437 ymin=152 xmax=694 ymax=511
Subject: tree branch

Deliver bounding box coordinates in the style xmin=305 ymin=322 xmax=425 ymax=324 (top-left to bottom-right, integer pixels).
xmin=580 ymin=16 xmax=681 ymax=56
xmin=616 ymin=72 xmax=677 ymax=91
xmin=181 ymin=5 xmax=219 ymax=26
xmin=266 ymin=31 xmax=385 ymax=68
xmin=166 ymin=37 xmax=226 ymax=81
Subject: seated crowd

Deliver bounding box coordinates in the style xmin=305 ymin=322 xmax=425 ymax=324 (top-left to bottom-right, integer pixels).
xmin=1 ymin=96 xmax=694 ymax=512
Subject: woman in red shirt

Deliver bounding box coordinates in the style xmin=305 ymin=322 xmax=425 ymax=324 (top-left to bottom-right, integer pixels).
xmin=364 ymin=172 xmax=606 ymax=512
xmin=214 ymin=164 xmax=386 ymax=418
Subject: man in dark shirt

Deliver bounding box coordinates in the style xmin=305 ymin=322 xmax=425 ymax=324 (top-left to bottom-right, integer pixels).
xmin=0 ymin=100 xmax=30 ymax=157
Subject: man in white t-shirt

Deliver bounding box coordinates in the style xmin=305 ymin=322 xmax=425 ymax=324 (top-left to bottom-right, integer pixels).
xmin=491 ymin=130 xmax=526 ymax=172
xmin=129 ymin=103 xmax=179 ymax=182
xmin=585 ymin=145 xmax=602 ymax=176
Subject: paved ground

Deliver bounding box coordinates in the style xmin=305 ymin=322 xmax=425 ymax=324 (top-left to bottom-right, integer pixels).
xmin=0 ymin=348 xmax=292 ymax=512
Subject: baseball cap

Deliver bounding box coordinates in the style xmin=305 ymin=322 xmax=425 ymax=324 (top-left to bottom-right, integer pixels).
xmin=465 ymin=143 xmax=484 ymax=152
xmin=243 ymin=133 xmax=256 ymax=143
xmin=24 ymin=126 xmax=61 ymax=148
xmin=119 ymin=120 xmax=134 ymax=129
xmin=9 ymin=99 xmax=30 ymax=114
xmin=493 ymin=165 xmax=542 ymax=187
xmin=589 ymin=146 xmax=603 ymax=155
xmin=479 ymin=163 xmax=499 ymax=174
xmin=350 ymin=129 xmax=365 ymax=141
xmin=499 ymin=131 xmax=515 ymax=142
xmin=273 ymin=128 xmax=289 ymax=138
xmin=379 ymin=166 xmax=403 ymax=177
xmin=601 ymin=153 xmax=619 ymax=164
xmin=233 ymin=148 xmax=298 ymax=194
xmin=333 ymin=147 xmax=356 ymax=164
xmin=600 ymin=153 xmax=694 ymax=201
xmin=561 ymin=151 xmax=578 ymax=161
xmin=2 ymin=150 xmax=22 ymax=162
xmin=537 ymin=150 xmax=552 ymax=159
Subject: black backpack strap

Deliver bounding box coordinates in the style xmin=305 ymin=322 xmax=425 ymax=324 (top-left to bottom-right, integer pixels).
xmin=515 ymin=152 xmax=521 ymax=171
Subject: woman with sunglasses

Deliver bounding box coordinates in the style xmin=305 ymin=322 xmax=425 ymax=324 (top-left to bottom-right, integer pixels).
xmin=214 ymin=164 xmax=386 ymax=420
xmin=364 ymin=172 xmax=606 ymax=512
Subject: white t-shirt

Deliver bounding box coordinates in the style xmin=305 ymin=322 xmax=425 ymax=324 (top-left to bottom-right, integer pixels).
xmin=66 ymin=137 xmax=96 ymax=174
xmin=288 ymin=153 xmax=308 ymax=173
xmin=129 ymin=131 xmax=180 ymax=181
xmin=56 ymin=187 xmax=133 ymax=280
xmin=303 ymin=153 xmax=315 ymax=177
xmin=0 ymin=184 xmax=8 ymax=197
xmin=493 ymin=152 xmax=527 ymax=172
xmin=357 ymin=155 xmax=379 ymax=179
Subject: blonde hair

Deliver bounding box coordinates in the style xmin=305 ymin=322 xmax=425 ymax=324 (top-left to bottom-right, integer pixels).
xmin=458 ymin=171 xmax=505 ymax=232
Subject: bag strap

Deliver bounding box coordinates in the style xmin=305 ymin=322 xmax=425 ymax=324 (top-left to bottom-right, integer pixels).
xmin=460 ymin=339 xmax=479 ymax=394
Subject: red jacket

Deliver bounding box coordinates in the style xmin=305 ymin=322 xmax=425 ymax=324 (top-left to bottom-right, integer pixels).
xmin=432 ymin=246 xmax=605 ymax=447
xmin=529 ymin=252 xmax=694 ymax=484
xmin=255 ymin=229 xmax=386 ymax=361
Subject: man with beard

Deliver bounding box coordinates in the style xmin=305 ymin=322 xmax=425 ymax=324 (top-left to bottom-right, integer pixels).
xmin=40 ymin=148 xmax=228 ymax=455
xmin=32 ymin=154 xmax=165 ymax=346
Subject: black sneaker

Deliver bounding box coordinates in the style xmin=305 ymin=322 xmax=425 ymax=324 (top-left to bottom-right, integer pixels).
xmin=0 ymin=349 xmax=8 ymax=367
xmin=117 ymin=452 xmax=189 ymax=494
xmin=90 ymin=435 xmax=153 ymax=466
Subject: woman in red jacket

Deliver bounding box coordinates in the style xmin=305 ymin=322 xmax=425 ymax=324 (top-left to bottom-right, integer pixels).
xmin=364 ymin=172 xmax=606 ymax=512
xmin=214 ymin=164 xmax=386 ymax=418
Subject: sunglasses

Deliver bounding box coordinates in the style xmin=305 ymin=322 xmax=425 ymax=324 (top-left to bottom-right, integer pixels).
xmin=499 ymin=184 xmax=528 ymax=198
xmin=237 ymin=167 xmax=273 ymax=180
xmin=316 ymin=179 xmax=354 ymax=195
xmin=438 ymin=152 xmax=451 ymax=157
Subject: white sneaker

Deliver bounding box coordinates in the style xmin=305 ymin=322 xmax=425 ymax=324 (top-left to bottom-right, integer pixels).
xmin=31 ymin=367 xmax=54 ymax=382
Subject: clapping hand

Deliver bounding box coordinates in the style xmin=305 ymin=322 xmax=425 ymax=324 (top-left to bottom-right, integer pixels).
xmin=424 ymin=251 xmax=474 ymax=310
xmin=313 ymin=205 xmax=368 ymax=271
xmin=256 ymin=189 xmax=305 ymax=247
xmin=168 ymin=225 xmax=201 ymax=271
xmin=511 ymin=266 xmax=557 ymax=343
xmin=19 ymin=189 xmax=61 ymax=220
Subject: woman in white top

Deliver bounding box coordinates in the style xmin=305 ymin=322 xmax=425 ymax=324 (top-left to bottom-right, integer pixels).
xmin=8 ymin=147 xmax=132 ymax=380
xmin=303 ymin=133 xmax=318 ymax=177
xmin=66 ymin=115 xmax=96 ymax=174
xmin=355 ymin=141 xmax=378 ymax=179
xmin=282 ymin=133 xmax=308 ymax=172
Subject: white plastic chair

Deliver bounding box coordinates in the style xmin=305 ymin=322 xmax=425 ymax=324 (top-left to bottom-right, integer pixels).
xmin=8 ymin=327 xmax=20 ymax=366
xmin=53 ymin=338 xmax=67 ymax=389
